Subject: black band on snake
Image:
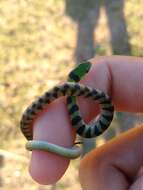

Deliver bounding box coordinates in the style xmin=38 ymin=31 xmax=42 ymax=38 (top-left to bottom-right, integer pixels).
xmin=20 ymin=61 xmax=114 ymax=158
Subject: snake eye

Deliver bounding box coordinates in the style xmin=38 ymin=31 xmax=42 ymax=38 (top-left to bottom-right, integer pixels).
xmin=69 ymin=71 xmax=80 ymax=82
xmin=63 ymin=83 xmax=70 ymax=89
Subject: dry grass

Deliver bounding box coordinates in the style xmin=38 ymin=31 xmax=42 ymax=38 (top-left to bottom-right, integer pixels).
xmin=0 ymin=0 xmax=143 ymax=189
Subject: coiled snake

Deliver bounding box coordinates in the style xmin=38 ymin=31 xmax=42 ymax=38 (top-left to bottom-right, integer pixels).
xmin=20 ymin=61 xmax=114 ymax=159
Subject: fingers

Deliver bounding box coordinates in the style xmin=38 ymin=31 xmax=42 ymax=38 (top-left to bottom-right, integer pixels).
xmin=29 ymin=59 xmax=111 ymax=184
xmin=129 ymin=167 xmax=143 ymax=190
xmin=29 ymin=56 xmax=143 ymax=185
xmin=79 ymin=124 xmax=143 ymax=190
xmin=104 ymin=56 xmax=143 ymax=113
xmin=129 ymin=176 xmax=143 ymax=190
xmin=29 ymin=98 xmax=75 ymax=184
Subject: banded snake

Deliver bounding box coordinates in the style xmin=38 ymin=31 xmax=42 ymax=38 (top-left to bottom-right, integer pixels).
xmin=20 ymin=61 xmax=114 ymax=159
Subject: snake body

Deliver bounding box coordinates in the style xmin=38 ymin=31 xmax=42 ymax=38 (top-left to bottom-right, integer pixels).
xmin=20 ymin=61 xmax=114 ymax=158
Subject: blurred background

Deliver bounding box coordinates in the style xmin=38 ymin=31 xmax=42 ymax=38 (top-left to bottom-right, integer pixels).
xmin=0 ymin=0 xmax=143 ymax=189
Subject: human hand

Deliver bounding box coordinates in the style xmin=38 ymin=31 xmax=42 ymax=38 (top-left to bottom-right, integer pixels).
xmin=28 ymin=56 xmax=143 ymax=189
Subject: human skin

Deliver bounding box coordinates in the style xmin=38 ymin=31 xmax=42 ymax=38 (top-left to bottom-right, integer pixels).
xmin=29 ymin=56 xmax=143 ymax=189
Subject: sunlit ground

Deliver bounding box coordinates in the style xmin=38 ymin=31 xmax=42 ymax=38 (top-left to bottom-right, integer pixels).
xmin=1 ymin=0 xmax=143 ymax=189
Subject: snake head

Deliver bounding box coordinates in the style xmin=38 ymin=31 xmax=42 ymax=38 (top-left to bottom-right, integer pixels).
xmin=68 ymin=61 xmax=92 ymax=82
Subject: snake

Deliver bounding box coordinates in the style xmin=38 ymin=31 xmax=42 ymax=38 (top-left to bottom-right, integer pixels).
xmin=20 ymin=61 xmax=114 ymax=159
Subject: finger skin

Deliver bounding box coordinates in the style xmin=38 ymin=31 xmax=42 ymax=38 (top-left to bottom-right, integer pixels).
xmin=79 ymin=124 xmax=143 ymax=190
xmin=104 ymin=56 xmax=143 ymax=112
xmin=129 ymin=175 xmax=143 ymax=190
xmin=29 ymin=98 xmax=75 ymax=184
xmin=29 ymin=57 xmax=111 ymax=184
xmin=29 ymin=56 xmax=143 ymax=185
